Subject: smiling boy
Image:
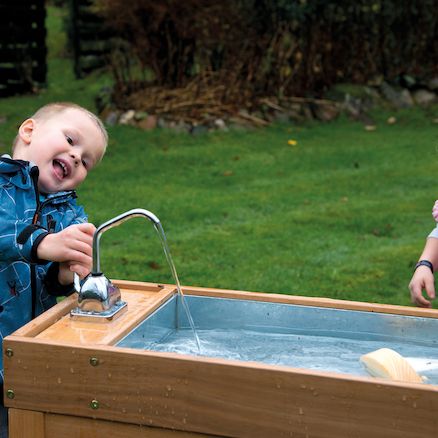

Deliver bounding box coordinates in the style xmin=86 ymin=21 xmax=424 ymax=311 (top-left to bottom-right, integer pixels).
xmin=15 ymin=104 xmax=105 ymax=192
xmin=0 ymin=102 xmax=107 ymax=437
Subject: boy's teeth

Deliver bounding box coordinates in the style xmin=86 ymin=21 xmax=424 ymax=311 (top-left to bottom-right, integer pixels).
xmin=54 ymin=160 xmax=67 ymax=177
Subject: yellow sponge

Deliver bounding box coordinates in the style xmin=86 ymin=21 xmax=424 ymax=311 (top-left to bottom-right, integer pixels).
xmin=360 ymin=348 xmax=424 ymax=383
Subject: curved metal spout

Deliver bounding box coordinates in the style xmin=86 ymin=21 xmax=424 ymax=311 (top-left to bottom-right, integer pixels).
xmin=92 ymin=208 xmax=160 ymax=274
xmin=71 ymin=209 xmax=161 ymax=319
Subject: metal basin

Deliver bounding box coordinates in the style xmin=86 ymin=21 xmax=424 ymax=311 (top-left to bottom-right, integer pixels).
xmin=117 ymin=294 xmax=438 ymax=383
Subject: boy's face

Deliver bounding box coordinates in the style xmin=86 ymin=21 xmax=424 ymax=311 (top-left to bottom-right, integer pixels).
xmin=15 ymin=108 xmax=106 ymax=193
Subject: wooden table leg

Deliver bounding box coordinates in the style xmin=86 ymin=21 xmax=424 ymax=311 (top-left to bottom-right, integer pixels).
xmin=9 ymin=409 xmax=44 ymax=438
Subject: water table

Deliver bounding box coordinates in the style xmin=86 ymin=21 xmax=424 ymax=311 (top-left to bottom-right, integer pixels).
xmin=3 ymin=279 xmax=438 ymax=438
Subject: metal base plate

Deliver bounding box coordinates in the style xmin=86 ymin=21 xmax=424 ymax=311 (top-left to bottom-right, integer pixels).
xmin=70 ymin=300 xmax=128 ymax=322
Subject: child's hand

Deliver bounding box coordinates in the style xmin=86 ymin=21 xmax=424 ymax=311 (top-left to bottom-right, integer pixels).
xmin=58 ymin=261 xmax=90 ymax=285
xmin=432 ymin=200 xmax=438 ymax=222
xmin=409 ymin=266 xmax=436 ymax=307
xmin=37 ymin=223 xmax=95 ymax=276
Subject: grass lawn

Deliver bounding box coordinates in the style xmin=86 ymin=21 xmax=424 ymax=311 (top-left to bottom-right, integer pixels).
xmin=0 ymin=6 xmax=437 ymax=306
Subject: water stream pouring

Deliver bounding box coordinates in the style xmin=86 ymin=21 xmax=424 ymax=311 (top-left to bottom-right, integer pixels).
xmin=70 ymin=209 xmax=201 ymax=351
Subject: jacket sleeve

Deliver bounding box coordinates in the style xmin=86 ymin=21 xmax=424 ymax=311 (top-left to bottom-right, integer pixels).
xmin=0 ymin=184 xmax=48 ymax=264
xmin=70 ymin=203 xmax=88 ymax=225
xmin=42 ymin=202 xmax=88 ymax=297
xmin=43 ymin=262 xmax=76 ymax=297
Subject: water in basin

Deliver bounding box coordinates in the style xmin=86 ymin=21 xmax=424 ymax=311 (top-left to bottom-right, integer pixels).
xmin=117 ymin=295 xmax=438 ymax=384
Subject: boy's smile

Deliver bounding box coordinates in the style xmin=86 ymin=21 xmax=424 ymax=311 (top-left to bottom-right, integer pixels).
xmin=53 ymin=158 xmax=71 ymax=180
xmin=14 ymin=108 xmax=106 ymax=193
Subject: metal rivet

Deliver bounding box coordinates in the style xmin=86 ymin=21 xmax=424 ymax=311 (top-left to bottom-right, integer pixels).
xmin=90 ymin=399 xmax=99 ymax=409
xmin=5 ymin=348 xmax=13 ymax=358
xmin=6 ymin=390 xmax=15 ymax=399
xmin=89 ymin=357 xmax=99 ymax=367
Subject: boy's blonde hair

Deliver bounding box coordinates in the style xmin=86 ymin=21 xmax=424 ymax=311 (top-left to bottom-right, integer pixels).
xmin=13 ymin=102 xmax=108 ymax=156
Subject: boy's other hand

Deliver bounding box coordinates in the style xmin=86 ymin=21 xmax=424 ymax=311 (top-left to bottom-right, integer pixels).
xmin=409 ymin=266 xmax=436 ymax=308
xmin=37 ymin=223 xmax=95 ymax=273
xmin=432 ymin=200 xmax=438 ymax=222
xmin=58 ymin=261 xmax=90 ymax=285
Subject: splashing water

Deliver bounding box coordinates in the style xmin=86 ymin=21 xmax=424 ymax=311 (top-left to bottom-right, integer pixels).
xmin=154 ymin=223 xmax=201 ymax=352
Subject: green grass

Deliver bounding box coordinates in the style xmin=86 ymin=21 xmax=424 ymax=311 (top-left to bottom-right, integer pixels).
xmin=0 ymin=6 xmax=437 ymax=306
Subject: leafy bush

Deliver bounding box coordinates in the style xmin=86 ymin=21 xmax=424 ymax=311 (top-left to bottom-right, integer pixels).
xmin=91 ymin=0 xmax=437 ymax=107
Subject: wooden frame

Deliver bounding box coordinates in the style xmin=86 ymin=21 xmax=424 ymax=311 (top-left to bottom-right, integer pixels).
xmin=4 ymin=280 xmax=438 ymax=437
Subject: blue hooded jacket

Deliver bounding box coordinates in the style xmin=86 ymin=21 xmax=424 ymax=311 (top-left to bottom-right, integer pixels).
xmin=0 ymin=155 xmax=87 ymax=382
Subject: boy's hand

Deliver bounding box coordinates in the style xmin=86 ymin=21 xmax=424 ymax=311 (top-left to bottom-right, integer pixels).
xmin=58 ymin=262 xmax=74 ymax=285
xmin=409 ymin=266 xmax=436 ymax=308
xmin=58 ymin=261 xmax=90 ymax=285
xmin=37 ymin=223 xmax=95 ymax=275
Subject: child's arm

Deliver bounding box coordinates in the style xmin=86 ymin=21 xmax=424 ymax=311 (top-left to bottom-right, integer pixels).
xmin=1 ymin=184 xmax=94 ymax=294
xmin=0 ymin=187 xmax=51 ymax=264
xmin=432 ymin=200 xmax=438 ymax=221
xmin=408 ymin=237 xmax=438 ymax=307
xmin=58 ymin=262 xmax=77 ymax=285
xmin=57 ymin=259 xmax=91 ymax=285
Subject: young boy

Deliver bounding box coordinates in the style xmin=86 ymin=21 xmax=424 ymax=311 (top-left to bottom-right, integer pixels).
xmin=408 ymin=200 xmax=438 ymax=308
xmin=0 ymin=102 xmax=107 ymax=436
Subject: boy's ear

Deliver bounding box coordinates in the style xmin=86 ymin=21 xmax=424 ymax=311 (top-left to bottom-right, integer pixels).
xmin=18 ymin=118 xmax=35 ymax=144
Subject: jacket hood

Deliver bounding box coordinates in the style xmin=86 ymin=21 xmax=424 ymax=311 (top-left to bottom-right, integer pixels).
xmin=0 ymin=155 xmax=77 ymax=202
xmin=0 ymin=154 xmax=34 ymax=189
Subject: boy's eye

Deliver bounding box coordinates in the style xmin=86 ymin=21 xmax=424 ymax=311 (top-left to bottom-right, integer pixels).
xmin=82 ymin=159 xmax=88 ymax=169
xmin=66 ymin=136 xmax=73 ymax=145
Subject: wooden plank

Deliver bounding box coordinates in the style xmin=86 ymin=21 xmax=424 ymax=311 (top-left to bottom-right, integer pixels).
xmin=179 ymin=284 xmax=438 ymax=318
xmin=45 ymin=412 xmax=213 ymax=438
xmin=79 ymin=58 xmax=107 ymax=73
xmin=12 ymin=279 xmax=438 ymax=345
xmin=12 ymin=282 xmax=173 ymax=339
xmin=32 ymin=63 xmax=47 ymax=82
xmin=0 ymin=66 xmax=30 ymax=81
xmin=78 ymin=40 xmax=112 ymax=53
xmin=35 ymin=287 xmax=175 ymax=345
xmin=112 ymin=280 xmax=171 ymax=292
xmin=0 ymin=3 xmax=45 ymax=17
xmin=0 ymin=46 xmax=47 ymax=62
xmin=0 ymin=1 xmax=46 ymax=95
xmin=72 ymin=0 xmax=110 ymax=79
xmin=11 ymin=295 xmax=78 ymax=338
xmin=77 ymin=30 xmax=113 ymax=41
xmin=9 ymin=409 xmax=44 ymax=438
xmin=0 ymin=84 xmax=32 ymax=98
xmin=0 ymin=65 xmax=46 ymax=83
xmin=0 ymin=28 xmax=46 ymax=42
xmin=4 ymin=337 xmax=438 ymax=437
